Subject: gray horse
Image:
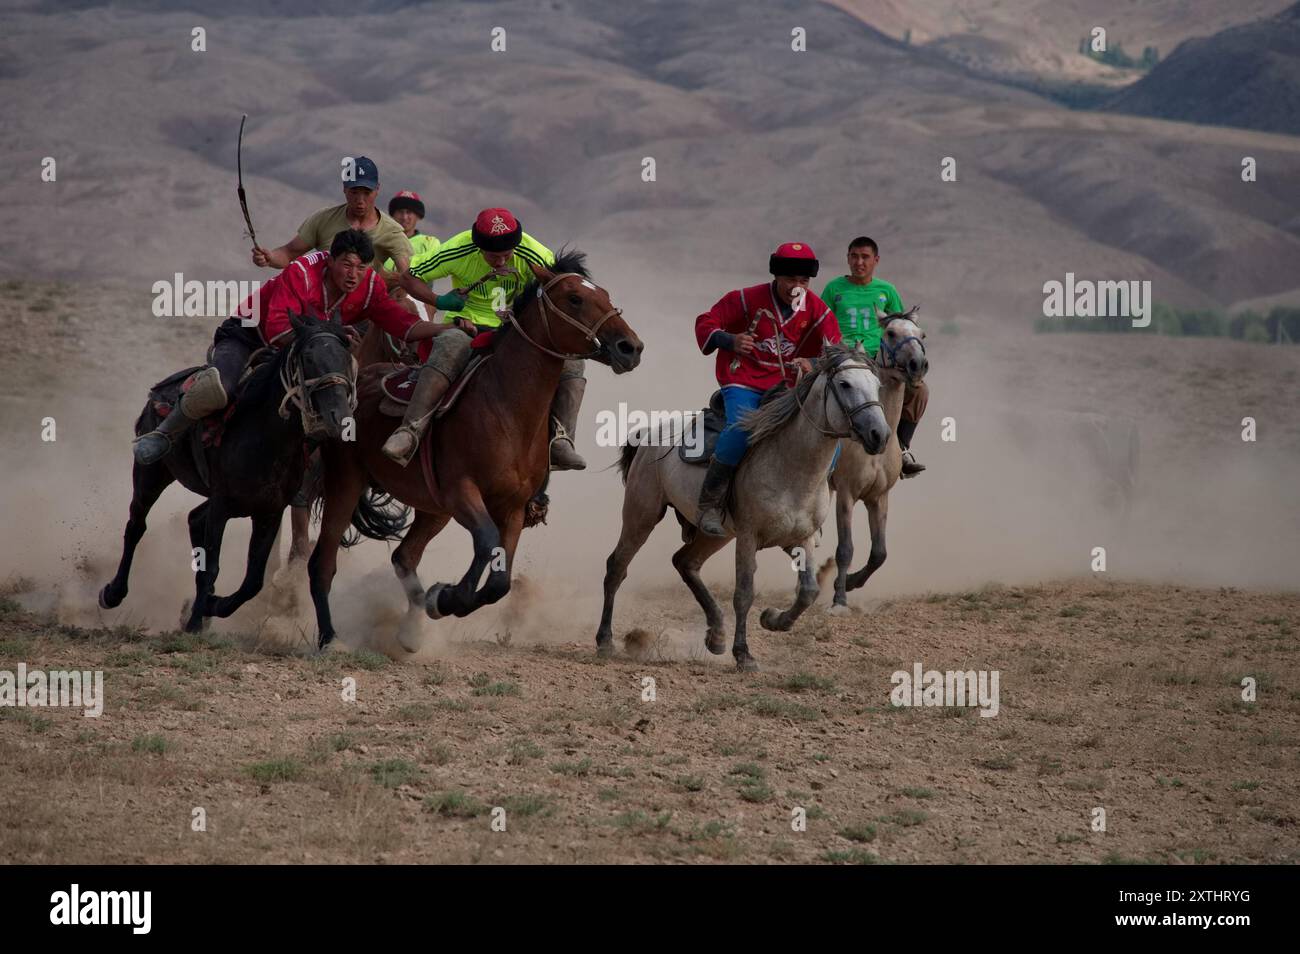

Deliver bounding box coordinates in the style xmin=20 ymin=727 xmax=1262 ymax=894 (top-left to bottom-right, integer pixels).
xmin=597 ymin=346 xmax=890 ymax=671
xmin=818 ymin=310 xmax=929 ymax=612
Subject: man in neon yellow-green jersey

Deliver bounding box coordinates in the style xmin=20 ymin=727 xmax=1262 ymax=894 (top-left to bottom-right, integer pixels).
xmin=821 ymin=236 xmax=928 ymax=477
xmin=391 ymin=207 xmax=588 ymax=470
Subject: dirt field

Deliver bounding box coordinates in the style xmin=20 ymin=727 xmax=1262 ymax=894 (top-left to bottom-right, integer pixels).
xmin=0 ymin=277 xmax=1297 ymax=864
xmin=2 ymin=576 xmax=1297 ymax=864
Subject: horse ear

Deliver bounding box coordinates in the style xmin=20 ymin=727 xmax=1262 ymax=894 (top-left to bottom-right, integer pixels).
xmin=527 ymin=261 xmax=553 ymax=282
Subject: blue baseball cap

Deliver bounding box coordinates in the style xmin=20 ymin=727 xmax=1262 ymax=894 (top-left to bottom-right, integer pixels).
xmin=342 ymin=155 xmax=379 ymax=191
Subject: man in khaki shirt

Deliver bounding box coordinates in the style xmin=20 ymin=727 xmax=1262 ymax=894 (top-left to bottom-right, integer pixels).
xmin=252 ymin=156 xmax=412 ymax=281
xmin=247 ymin=156 xmax=413 ymax=561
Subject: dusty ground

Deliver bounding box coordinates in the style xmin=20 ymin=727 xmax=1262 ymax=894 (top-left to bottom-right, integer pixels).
xmin=2 ymin=577 xmax=1297 ymax=864
xmin=0 ymin=275 xmax=1296 ymax=864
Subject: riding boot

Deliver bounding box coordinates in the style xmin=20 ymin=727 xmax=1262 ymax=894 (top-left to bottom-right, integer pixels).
xmin=133 ymin=367 xmax=227 ymax=466
xmin=696 ymin=457 xmax=737 ymax=537
xmin=382 ymin=364 xmax=452 ymax=466
xmin=897 ymin=418 xmax=926 ymax=478
xmin=549 ymin=374 xmax=587 ymax=471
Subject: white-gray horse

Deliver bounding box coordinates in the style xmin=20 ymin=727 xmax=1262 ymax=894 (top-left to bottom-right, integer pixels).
xmin=818 ymin=309 xmax=929 ymax=612
xmin=597 ymin=346 xmax=890 ymax=671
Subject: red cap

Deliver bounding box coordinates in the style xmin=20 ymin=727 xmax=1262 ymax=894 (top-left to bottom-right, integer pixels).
xmin=769 ymin=241 xmax=819 ymax=277
xmin=472 ymin=208 xmax=522 ymax=252
xmin=387 ymin=190 xmax=425 ymax=218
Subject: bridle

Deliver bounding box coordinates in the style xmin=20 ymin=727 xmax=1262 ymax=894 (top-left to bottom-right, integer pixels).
xmin=791 ymin=357 xmax=883 ymax=438
xmin=877 ymin=312 xmax=926 ymax=374
xmin=504 ymin=272 xmax=622 ymax=361
xmin=278 ymin=326 xmax=358 ymax=435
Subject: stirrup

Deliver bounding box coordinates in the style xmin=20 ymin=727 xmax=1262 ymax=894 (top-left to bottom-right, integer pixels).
xmin=900 ymin=450 xmax=926 ymax=478
xmin=382 ymin=426 xmax=422 ymax=466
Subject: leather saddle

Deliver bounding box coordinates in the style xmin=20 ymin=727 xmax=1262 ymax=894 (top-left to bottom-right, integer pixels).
xmin=677 ymin=384 xmax=785 ymax=465
xmin=378 ymin=352 xmax=492 ymax=419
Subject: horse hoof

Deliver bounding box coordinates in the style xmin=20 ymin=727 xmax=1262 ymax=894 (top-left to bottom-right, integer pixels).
xmin=734 ymin=653 xmax=760 ymax=673
xmin=595 ymin=639 xmax=615 ymax=658
xmin=704 ymin=630 xmax=727 ymax=655
xmin=98 ymin=585 xmax=120 ymax=610
xmin=759 ymin=608 xmax=791 ymax=632
xmin=424 ymin=583 xmax=450 ymax=620
xmin=826 ymin=602 xmax=851 ymax=618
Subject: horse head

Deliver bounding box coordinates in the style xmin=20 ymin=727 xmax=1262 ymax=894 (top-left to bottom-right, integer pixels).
xmin=877 ymin=307 xmax=928 ymax=385
xmin=521 ymin=249 xmax=643 ymax=373
xmin=286 ymin=310 xmax=357 ymax=441
xmin=818 ymin=346 xmax=891 ymax=455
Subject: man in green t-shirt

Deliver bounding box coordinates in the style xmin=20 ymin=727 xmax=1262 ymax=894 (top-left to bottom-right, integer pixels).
xmin=390 ymin=207 xmax=588 ymax=471
xmin=252 ymin=156 xmax=412 ymax=283
xmin=821 ymin=236 xmax=928 ymax=477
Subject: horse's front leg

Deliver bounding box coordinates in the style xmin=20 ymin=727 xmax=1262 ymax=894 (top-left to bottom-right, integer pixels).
xmin=846 ymin=495 xmax=888 ymax=592
xmin=829 ymin=489 xmax=857 ymax=613
xmin=426 ymin=486 xmax=510 ymax=620
xmin=731 ymin=531 xmax=760 ymax=672
xmin=307 ymin=468 xmax=367 ymax=650
xmin=185 ymin=502 xmax=229 ymax=633
xmin=208 ymin=510 xmax=282 ymax=619
xmin=761 ymin=534 xmax=819 ymax=632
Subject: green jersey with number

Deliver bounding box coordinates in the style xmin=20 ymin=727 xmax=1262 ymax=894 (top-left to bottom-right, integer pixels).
xmin=820 ymin=276 xmax=903 ymax=357
xmin=408 ymin=229 xmax=554 ymax=327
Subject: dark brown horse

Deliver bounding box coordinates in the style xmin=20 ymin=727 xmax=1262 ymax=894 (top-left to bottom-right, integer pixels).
xmin=308 ymin=250 xmax=643 ymax=649
xmin=276 ymin=315 xmax=419 ymax=568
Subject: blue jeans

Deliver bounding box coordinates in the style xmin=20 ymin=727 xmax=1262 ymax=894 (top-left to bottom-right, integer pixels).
xmin=713 ymin=386 xmax=761 ymax=466
xmin=713 ymin=384 xmax=842 ymax=472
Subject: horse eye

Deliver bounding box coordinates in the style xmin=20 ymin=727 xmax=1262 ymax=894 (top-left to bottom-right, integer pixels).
xmin=838 ymin=380 xmax=851 ymax=389
xmin=568 ymin=294 xmax=582 ymax=306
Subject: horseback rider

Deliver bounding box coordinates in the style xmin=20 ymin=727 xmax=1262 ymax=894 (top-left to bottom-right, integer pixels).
xmin=384 ymin=190 xmax=440 ymax=264
xmin=384 ymin=189 xmax=440 ymax=322
xmin=132 ymin=229 xmax=462 ymax=466
xmin=251 ymin=156 xmax=413 ymax=285
xmin=391 ymin=207 xmax=588 ymax=470
xmin=693 ymin=242 xmax=843 ymax=537
xmin=821 ymin=236 xmax=928 ymax=477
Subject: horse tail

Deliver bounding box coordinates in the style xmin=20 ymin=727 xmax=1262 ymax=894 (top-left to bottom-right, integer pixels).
xmin=616 ymin=442 xmax=640 ymax=484
xmin=341 ymin=486 xmax=412 ymax=549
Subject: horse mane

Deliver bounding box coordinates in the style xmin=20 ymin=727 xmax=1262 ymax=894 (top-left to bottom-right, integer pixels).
xmin=739 ymin=344 xmax=855 ymax=447
xmin=879 ymin=305 xmax=921 ymax=326
xmin=516 ymin=247 xmax=590 ymax=306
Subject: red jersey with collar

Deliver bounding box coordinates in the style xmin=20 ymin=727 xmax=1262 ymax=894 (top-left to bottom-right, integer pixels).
xmin=239 ymin=250 xmax=422 ymax=350
xmin=695 ymin=282 xmax=841 ymax=390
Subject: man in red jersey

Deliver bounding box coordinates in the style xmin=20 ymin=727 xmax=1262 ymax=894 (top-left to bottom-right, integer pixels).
xmin=133 ymin=229 xmax=467 ymax=465
xmin=693 ymin=242 xmax=842 ymax=537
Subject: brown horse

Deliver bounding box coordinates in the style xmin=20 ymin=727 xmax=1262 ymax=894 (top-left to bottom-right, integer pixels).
xmin=308 ymin=249 xmax=643 ymax=649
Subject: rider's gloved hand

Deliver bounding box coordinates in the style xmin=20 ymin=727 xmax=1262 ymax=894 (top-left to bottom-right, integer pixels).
xmin=435 ymin=291 xmax=468 ymax=312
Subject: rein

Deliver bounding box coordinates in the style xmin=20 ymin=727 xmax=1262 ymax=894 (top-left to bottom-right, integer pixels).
xmin=770 ymin=317 xmax=880 ymax=438
xmin=504 ymin=272 xmax=621 ymax=361
xmin=788 ymin=359 xmax=882 ymax=438
xmin=277 ymin=330 xmax=358 ymax=434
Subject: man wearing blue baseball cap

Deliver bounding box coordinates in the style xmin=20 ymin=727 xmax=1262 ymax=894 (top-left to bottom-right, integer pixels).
xmin=248 ymin=155 xmax=415 ymax=563
xmin=252 ymin=155 xmax=412 ymax=281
